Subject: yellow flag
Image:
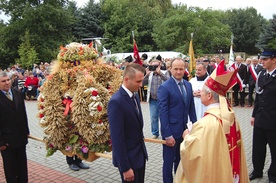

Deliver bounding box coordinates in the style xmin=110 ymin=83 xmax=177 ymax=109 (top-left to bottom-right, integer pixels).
xmin=188 ymin=39 xmax=196 ymax=77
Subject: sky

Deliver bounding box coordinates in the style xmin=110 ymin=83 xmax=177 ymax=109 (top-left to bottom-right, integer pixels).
xmin=1 ymin=0 xmax=275 ymax=22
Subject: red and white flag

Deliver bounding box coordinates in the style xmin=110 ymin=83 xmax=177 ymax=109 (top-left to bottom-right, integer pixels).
xmin=228 ymin=63 xmax=243 ymax=91
xmin=133 ymin=39 xmax=142 ymax=65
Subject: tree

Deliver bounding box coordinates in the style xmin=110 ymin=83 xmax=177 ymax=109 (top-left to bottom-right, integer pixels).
xmin=0 ymin=0 xmax=69 ymax=23
xmin=0 ymin=1 xmax=75 ymax=65
xmin=0 ymin=21 xmax=10 ymax=69
xmin=72 ymin=0 xmax=105 ymax=40
xmin=17 ymin=30 xmax=39 ymax=69
xmin=21 ymin=2 xmax=75 ymax=61
xmin=257 ymin=14 xmax=276 ymax=50
xmin=152 ymin=6 xmax=232 ymax=54
xmin=102 ymin=0 xmax=165 ymax=53
xmin=224 ymin=7 xmax=263 ymax=54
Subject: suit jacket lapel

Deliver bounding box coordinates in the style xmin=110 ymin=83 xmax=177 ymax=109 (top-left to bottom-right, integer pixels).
xmin=120 ymin=87 xmax=142 ymax=126
xmin=170 ymin=78 xmax=184 ymax=103
xmin=264 ymin=70 xmax=276 ymax=85
xmin=183 ymin=81 xmax=190 ymax=105
xmin=135 ymin=94 xmax=144 ymax=128
xmin=11 ymin=88 xmax=20 ymax=111
xmin=0 ymin=90 xmax=16 ymax=110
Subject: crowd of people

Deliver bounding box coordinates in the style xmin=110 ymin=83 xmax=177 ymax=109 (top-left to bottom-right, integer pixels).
xmin=107 ymin=48 xmax=275 ymax=183
xmin=0 ymin=62 xmax=51 ymax=100
xmin=1 ymin=48 xmax=276 ymax=183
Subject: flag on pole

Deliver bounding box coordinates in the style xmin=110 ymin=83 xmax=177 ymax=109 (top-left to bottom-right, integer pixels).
xmin=228 ymin=45 xmax=235 ymax=67
xmin=132 ymin=31 xmax=142 ymax=65
xmin=228 ymin=35 xmax=235 ymax=67
xmin=133 ymin=39 xmax=142 ymax=65
xmin=188 ymin=34 xmax=196 ymax=77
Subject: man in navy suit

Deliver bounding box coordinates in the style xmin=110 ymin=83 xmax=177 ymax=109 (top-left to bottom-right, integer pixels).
xmin=108 ymin=63 xmax=148 ymax=183
xmin=158 ymin=58 xmax=197 ymax=183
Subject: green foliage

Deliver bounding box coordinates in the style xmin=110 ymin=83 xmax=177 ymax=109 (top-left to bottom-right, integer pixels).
xmin=21 ymin=3 xmax=75 ymax=61
xmin=0 ymin=0 xmax=75 ymax=68
xmin=102 ymin=0 xmax=165 ymax=52
xmin=72 ymin=0 xmax=105 ymax=40
xmin=257 ymin=14 xmax=276 ymax=50
xmin=46 ymin=143 xmax=58 ymax=157
xmin=0 ymin=0 xmax=274 ymax=69
xmin=89 ymin=142 xmax=111 ymax=153
xmin=46 ymin=147 xmax=57 ymax=157
xmin=17 ymin=30 xmax=39 ymax=69
xmin=153 ymin=6 xmax=231 ymax=54
xmin=69 ymin=134 xmax=79 ymax=144
xmin=224 ymin=7 xmax=263 ymax=54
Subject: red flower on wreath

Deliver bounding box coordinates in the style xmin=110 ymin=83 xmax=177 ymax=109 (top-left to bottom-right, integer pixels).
xmin=40 ymin=105 xmax=44 ymax=109
xmin=97 ymin=105 xmax=102 ymax=111
xmin=39 ymin=113 xmax=44 ymax=118
xmin=92 ymin=90 xmax=98 ymax=96
xmin=99 ymin=119 xmax=103 ymax=124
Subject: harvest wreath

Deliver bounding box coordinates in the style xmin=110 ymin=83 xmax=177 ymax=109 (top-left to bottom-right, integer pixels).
xmin=37 ymin=42 xmax=122 ymax=161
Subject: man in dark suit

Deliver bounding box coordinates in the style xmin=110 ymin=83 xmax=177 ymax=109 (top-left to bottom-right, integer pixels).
xmin=0 ymin=71 xmax=29 ymax=183
xmin=249 ymin=49 xmax=276 ymax=183
xmin=157 ymin=58 xmax=197 ymax=183
xmin=233 ymin=56 xmax=247 ymax=107
xmin=108 ymin=63 xmax=148 ymax=183
xmin=246 ymin=57 xmax=263 ymax=107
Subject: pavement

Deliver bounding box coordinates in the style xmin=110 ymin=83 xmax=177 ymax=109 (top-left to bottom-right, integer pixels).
xmin=0 ymin=100 xmax=272 ymax=183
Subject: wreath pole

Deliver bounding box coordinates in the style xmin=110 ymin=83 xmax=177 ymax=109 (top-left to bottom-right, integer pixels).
xmin=28 ymin=135 xmax=166 ymax=160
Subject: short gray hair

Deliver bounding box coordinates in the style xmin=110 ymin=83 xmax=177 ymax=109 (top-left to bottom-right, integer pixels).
xmin=202 ymin=84 xmax=219 ymax=102
xmin=196 ymin=62 xmax=207 ymax=69
xmin=0 ymin=71 xmax=9 ymax=78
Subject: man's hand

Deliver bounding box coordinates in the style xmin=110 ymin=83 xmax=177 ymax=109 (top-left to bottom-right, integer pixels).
xmin=193 ymin=90 xmax=201 ymax=97
xmin=0 ymin=144 xmax=8 ymax=151
xmin=123 ymin=168 xmax=135 ymax=182
xmin=250 ymin=117 xmax=255 ymax=126
xmin=155 ymin=66 xmax=161 ymax=74
xmin=145 ymin=67 xmax=151 ymax=76
xmin=165 ymin=137 xmax=175 ymax=147
xmin=182 ymin=129 xmax=190 ymax=139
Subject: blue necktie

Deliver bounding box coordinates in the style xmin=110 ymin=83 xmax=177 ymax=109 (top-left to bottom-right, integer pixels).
xmin=132 ymin=94 xmax=139 ymax=114
xmin=178 ymin=82 xmax=187 ymax=104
